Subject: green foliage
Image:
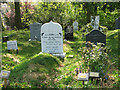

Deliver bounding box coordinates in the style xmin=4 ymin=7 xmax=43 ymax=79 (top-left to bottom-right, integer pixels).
xmin=79 ymin=42 xmax=111 ymax=78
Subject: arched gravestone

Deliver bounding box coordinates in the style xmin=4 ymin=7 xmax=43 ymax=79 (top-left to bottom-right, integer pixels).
xmin=64 ymin=26 xmax=73 ymax=40
xmin=41 ymin=21 xmax=64 ymax=54
xmin=73 ymin=21 xmax=78 ymax=30
xmin=86 ymin=30 xmax=106 ymax=45
xmin=29 ymin=22 xmax=42 ymax=41
xmin=115 ymin=17 xmax=120 ymax=29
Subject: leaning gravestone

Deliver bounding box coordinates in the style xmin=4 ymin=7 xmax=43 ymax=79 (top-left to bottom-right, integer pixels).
xmin=86 ymin=30 xmax=106 ymax=45
xmin=115 ymin=17 xmax=120 ymax=29
xmin=29 ymin=22 xmax=42 ymax=41
xmin=91 ymin=16 xmax=99 ymax=30
xmin=73 ymin=21 xmax=78 ymax=30
xmin=41 ymin=21 xmax=66 ymax=58
xmin=64 ymin=26 xmax=73 ymax=40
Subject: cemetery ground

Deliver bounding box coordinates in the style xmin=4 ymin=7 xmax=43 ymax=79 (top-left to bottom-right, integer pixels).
xmin=1 ymin=29 xmax=119 ymax=88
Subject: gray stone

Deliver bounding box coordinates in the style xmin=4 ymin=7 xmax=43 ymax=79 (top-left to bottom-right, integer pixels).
xmin=115 ymin=17 xmax=120 ymax=29
xmin=73 ymin=21 xmax=78 ymax=30
xmin=7 ymin=41 xmax=18 ymax=50
xmin=86 ymin=30 xmax=106 ymax=45
xmin=29 ymin=22 xmax=42 ymax=41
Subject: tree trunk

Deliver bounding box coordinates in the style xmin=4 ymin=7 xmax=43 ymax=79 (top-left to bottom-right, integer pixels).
xmin=15 ymin=1 xmax=22 ymax=30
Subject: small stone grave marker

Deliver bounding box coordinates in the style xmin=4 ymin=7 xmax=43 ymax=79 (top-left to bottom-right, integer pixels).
xmin=1 ymin=71 xmax=10 ymax=79
xmin=0 ymin=70 xmax=10 ymax=88
xmin=29 ymin=22 xmax=42 ymax=41
xmin=86 ymin=30 xmax=106 ymax=45
xmin=65 ymin=26 xmax=73 ymax=40
xmin=89 ymin=72 xmax=99 ymax=77
xmin=7 ymin=41 xmax=18 ymax=54
xmin=91 ymin=16 xmax=99 ymax=30
xmin=115 ymin=17 xmax=120 ymax=29
xmin=41 ymin=21 xmax=65 ymax=58
xmin=78 ymin=73 xmax=89 ymax=81
xmin=73 ymin=21 xmax=78 ymax=30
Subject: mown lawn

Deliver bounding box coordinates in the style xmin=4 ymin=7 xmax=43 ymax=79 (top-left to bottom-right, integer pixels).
xmin=1 ymin=29 xmax=119 ymax=88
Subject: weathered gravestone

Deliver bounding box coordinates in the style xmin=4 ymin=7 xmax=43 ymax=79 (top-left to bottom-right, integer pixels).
xmin=86 ymin=30 xmax=106 ymax=45
xmin=41 ymin=21 xmax=66 ymax=58
xmin=73 ymin=21 xmax=78 ymax=30
xmin=7 ymin=41 xmax=18 ymax=53
xmin=91 ymin=16 xmax=99 ymax=30
xmin=115 ymin=17 xmax=120 ymax=29
xmin=29 ymin=22 xmax=42 ymax=41
xmin=64 ymin=26 xmax=73 ymax=40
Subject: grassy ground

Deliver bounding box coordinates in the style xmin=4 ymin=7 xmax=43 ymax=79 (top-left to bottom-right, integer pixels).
xmin=1 ymin=29 xmax=119 ymax=88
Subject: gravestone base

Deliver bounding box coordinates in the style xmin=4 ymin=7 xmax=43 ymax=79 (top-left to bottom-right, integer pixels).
xmin=38 ymin=52 xmax=66 ymax=58
xmin=28 ymin=39 xmax=37 ymax=41
xmin=52 ymin=53 xmax=66 ymax=58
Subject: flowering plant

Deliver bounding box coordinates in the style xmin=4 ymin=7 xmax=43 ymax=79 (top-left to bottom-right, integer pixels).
xmin=79 ymin=42 xmax=111 ymax=78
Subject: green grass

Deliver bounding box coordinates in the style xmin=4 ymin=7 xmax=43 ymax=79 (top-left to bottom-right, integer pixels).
xmin=1 ymin=29 xmax=119 ymax=88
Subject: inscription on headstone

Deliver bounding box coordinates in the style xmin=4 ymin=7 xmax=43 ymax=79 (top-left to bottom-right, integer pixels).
xmin=29 ymin=22 xmax=42 ymax=41
xmin=73 ymin=21 xmax=78 ymax=30
xmin=91 ymin=16 xmax=99 ymax=30
xmin=115 ymin=17 xmax=120 ymax=29
xmin=41 ymin=21 xmax=63 ymax=54
xmin=65 ymin=26 xmax=73 ymax=40
xmin=86 ymin=30 xmax=106 ymax=45
xmin=7 ymin=41 xmax=18 ymax=50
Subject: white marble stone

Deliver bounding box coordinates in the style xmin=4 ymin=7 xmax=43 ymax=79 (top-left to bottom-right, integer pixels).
xmin=41 ymin=21 xmax=63 ymax=54
xmin=7 ymin=41 xmax=18 ymax=50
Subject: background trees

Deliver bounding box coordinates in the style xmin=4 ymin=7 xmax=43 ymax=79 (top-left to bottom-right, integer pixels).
xmin=2 ymin=2 xmax=120 ymax=30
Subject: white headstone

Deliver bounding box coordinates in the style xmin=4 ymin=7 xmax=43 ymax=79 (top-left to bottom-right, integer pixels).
xmin=7 ymin=41 xmax=18 ymax=50
xmin=91 ymin=16 xmax=99 ymax=30
xmin=73 ymin=21 xmax=78 ymax=30
xmin=41 ymin=21 xmax=63 ymax=54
